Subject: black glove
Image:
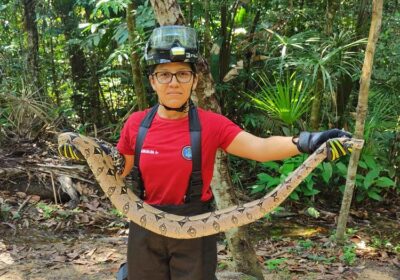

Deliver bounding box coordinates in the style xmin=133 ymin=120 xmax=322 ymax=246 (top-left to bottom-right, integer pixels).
xmin=295 ymin=129 xmax=352 ymax=161
xmin=58 ymin=139 xmax=125 ymax=174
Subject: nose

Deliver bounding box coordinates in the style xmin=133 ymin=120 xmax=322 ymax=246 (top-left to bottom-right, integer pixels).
xmin=169 ymin=74 xmax=179 ymax=86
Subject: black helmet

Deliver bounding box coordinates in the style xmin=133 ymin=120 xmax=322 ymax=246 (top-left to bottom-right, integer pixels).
xmin=145 ymin=25 xmax=199 ymax=66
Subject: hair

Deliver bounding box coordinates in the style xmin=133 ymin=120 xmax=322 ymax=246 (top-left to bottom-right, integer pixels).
xmin=147 ymin=63 xmax=197 ymax=76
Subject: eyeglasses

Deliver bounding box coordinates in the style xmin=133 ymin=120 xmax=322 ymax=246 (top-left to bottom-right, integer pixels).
xmin=152 ymin=71 xmax=194 ymax=84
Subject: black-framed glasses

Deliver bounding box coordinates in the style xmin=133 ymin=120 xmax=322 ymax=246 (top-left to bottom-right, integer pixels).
xmin=152 ymin=71 xmax=194 ymax=84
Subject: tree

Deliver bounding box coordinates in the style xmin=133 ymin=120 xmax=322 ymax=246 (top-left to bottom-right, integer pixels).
xmin=23 ymin=0 xmax=42 ymax=95
xmin=126 ymin=1 xmax=148 ymax=110
xmin=336 ymin=0 xmax=383 ymax=243
xmin=148 ymin=0 xmax=264 ymax=278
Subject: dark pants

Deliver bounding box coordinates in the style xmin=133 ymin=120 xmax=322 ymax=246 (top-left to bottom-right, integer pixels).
xmin=126 ymin=201 xmax=218 ymax=280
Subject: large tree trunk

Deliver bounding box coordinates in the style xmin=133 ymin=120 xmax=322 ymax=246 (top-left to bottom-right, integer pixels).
xmin=149 ymin=1 xmax=264 ymax=278
xmin=336 ymin=0 xmax=383 ymax=243
xmin=23 ymin=0 xmax=42 ymax=95
xmin=149 ymin=0 xmax=185 ymax=25
xmin=127 ymin=1 xmax=148 ymax=110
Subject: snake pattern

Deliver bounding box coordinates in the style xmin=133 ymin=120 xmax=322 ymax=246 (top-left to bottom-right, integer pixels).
xmin=58 ymin=132 xmax=364 ymax=239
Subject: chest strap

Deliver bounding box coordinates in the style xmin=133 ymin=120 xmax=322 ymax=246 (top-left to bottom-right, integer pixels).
xmin=131 ymin=102 xmax=203 ymax=203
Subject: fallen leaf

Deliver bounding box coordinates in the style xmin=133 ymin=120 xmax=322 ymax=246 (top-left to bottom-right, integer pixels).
xmin=16 ymin=192 xmax=27 ymax=199
xmin=86 ymin=248 xmax=97 ymax=257
xmin=53 ymin=255 xmax=67 ymax=262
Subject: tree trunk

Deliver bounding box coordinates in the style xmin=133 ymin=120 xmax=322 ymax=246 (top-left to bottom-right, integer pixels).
xmin=356 ymin=0 xmax=371 ymax=38
xmin=219 ymin=1 xmax=240 ymax=83
xmin=203 ymin=0 xmax=211 ymax=64
xmin=310 ymin=73 xmax=323 ymax=130
xmin=49 ymin=20 xmax=60 ymax=106
xmin=149 ymin=0 xmax=185 ymax=25
xmin=211 ymin=151 xmax=265 ymax=279
xmin=149 ymin=1 xmax=264 ymax=278
xmin=325 ymin=0 xmax=340 ymax=35
xmin=53 ymin=2 xmax=103 ymax=125
xmin=23 ymin=0 xmax=42 ymax=95
xmin=336 ymin=0 xmax=383 ymax=243
xmin=127 ymin=1 xmax=148 ymax=110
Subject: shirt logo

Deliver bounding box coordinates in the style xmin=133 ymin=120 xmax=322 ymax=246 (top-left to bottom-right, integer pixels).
xmin=181 ymin=146 xmax=192 ymax=160
xmin=141 ymin=149 xmax=159 ymax=155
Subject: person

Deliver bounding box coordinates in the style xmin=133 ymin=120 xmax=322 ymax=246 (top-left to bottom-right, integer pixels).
xmin=59 ymin=25 xmax=351 ymax=280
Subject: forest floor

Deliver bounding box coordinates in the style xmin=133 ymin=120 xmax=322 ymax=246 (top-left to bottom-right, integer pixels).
xmin=1 ymin=189 xmax=399 ymax=280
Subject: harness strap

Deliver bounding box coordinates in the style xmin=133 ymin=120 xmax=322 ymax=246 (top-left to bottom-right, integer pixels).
xmin=185 ymin=102 xmax=202 ymax=202
xmin=131 ymin=102 xmax=204 ymax=203
xmin=132 ymin=105 xmax=159 ymax=199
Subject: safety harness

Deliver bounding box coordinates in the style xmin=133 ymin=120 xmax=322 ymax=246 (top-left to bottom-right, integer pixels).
xmin=131 ymin=101 xmax=204 ymax=203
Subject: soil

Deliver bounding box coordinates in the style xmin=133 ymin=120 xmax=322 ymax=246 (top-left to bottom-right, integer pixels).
xmin=1 ymin=191 xmax=399 ymax=280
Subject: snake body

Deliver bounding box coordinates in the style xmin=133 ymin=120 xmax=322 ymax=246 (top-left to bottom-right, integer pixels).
xmin=58 ymin=132 xmax=363 ymax=239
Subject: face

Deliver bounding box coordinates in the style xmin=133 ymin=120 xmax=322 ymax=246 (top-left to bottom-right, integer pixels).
xmin=149 ymin=62 xmax=198 ymax=109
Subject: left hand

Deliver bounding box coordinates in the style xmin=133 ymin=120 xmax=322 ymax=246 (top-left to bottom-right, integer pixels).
xmin=296 ymin=128 xmax=352 ymax=161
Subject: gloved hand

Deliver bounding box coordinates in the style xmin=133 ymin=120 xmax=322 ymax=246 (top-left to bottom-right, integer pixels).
xmin=295 ymin=128 xmax=352 ymax=161
xmin=58 ymin=139 xmax=125 ymax=174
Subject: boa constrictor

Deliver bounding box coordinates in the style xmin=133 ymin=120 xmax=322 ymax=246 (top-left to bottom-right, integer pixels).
xmin=58 ymin=132 xmax=363 ymax=239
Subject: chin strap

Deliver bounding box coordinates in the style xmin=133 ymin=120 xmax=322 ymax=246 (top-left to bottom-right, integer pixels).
xmin=160 ymin=100 xmax=189 ymax=112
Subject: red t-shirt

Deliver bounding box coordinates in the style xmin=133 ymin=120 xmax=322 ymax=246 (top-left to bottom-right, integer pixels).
xmin=117 ymin=108 xmax=242 ymax=205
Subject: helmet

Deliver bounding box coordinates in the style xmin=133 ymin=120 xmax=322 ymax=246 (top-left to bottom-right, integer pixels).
xmin=145 ymin=25 xmax=199 ymax=66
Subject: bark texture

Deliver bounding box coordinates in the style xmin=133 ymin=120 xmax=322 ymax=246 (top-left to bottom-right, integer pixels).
xmin=325 ymin=0 xmax=340 ymax=35
xmin=127 ymin=1 xmax=148 ymax=110
xmin=23 ymin=0 xmax=42 ymax=94
xmin=149 ymin=0 xmax=185 ymax=25
xmin=336 ymin=0 xmax=383 ymax=243
xmin=149 ymin=1 xmax=264 ymax=278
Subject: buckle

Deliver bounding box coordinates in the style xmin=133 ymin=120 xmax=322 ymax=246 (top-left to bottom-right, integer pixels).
xmin=190 ymin=171 xmax=203 ymax=187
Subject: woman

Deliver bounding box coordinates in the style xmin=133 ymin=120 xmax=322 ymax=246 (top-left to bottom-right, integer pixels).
xmin=58 ymin=25 xmax=351 ymax=280
xmin=115 ymin=26 xmax=351 ymax=280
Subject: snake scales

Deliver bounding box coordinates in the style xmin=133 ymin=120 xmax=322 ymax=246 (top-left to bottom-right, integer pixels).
xmin=58 ymin=132 xmax=363 ymax=239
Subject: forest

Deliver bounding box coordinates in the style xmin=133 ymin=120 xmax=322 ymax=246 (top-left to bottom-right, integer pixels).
xmin=0 ymin=0 xmax=399 ymax=279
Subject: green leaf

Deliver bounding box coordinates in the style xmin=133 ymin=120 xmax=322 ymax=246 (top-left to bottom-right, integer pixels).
xmin=364 ymin=169 xmax=380 ymax=189
xmin=261 ymin=161 xmax=280 ymax=171
xmin=290 ymin=191 xmax=299 ymax=200
xmin=363 ymin=155 xmax=377 ymax=169
xmin=280 ymin=163 xmax=295 ymax=175
xmin=267 ymin=178 xmax=281 ymax=188
xmin=355 ymin=174 xmax=365 ymax=187
xmin=257 ymin=173 xmax=273 ymax=184
xmin=336 ymin=162 xmax=347 ymax=176
xmin=250 ymin=185 xmax=265 ymax=194
xmin=358 ymin=160 xmax=367 ymax=169
xmin=303 ymin=188 xmax=320 ymax=196
xmin=306 ymin=178 xmax=314 ymax=190
xmin=367 ymin=191 xmax=383 ymax=201
xmin=375 ymin=177 xmax=395 ymax=188
xmin=321 ymin=162 xmax=332 ymax=183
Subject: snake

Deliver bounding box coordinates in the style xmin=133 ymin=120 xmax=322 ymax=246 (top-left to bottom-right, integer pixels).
xmin=58 ymin=132 xmax=364 ymax=239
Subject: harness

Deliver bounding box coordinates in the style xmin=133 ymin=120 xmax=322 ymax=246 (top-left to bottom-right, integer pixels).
xmin=131 ymin=102 xmax=204 ymax=203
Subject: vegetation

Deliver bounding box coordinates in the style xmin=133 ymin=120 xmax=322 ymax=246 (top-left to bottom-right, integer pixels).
xmin=0 ymin=0 xmax=398 ymax=210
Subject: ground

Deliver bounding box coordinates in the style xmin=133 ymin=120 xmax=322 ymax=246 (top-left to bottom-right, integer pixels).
xmin=1 ymin=190 xmax=399 ymax=280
